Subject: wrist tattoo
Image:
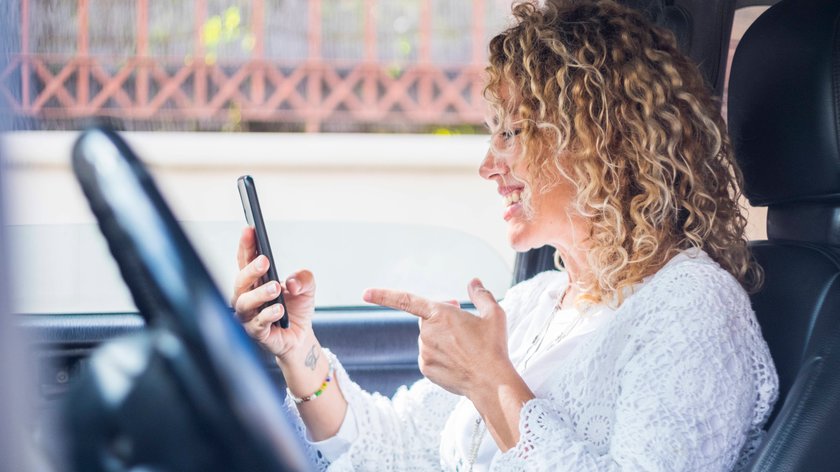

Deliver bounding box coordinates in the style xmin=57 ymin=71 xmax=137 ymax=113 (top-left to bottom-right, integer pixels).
xmin=304 ymin=344 xmax=319 ymax=371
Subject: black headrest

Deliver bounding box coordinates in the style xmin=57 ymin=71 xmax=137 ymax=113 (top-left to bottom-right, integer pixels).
xmin=620 ymin=0 xmax=664 ymax=20
xmin=728 ymin=0 xmax=840 ymax=208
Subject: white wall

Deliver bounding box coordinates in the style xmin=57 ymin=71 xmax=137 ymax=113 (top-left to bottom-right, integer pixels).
xmin=3 ymin=131 xmax=509 ymax=248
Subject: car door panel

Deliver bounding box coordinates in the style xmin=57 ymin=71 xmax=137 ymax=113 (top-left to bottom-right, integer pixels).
xmin=22 ymin=310 xmax=423 ymax=406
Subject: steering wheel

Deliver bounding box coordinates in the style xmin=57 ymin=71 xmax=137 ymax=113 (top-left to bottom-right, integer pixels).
xmin=65 ymin=127 xmax=310 ymax=471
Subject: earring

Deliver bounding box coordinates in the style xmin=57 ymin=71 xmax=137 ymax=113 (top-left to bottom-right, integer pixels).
xmin=553 ymin=249 xmax=564 ymax=269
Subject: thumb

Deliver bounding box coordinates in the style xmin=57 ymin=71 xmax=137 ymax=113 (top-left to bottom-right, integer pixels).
xmin=468 ymin=278 xmax=503 ymax=319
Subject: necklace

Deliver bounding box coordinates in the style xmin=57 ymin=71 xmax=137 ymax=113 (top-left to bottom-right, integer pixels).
xmin=464 ymin=287 xmax=586 ymax=471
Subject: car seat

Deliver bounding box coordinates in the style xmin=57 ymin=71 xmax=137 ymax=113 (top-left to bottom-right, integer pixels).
xmin=727 ymin=0 xmax=840 ymax=470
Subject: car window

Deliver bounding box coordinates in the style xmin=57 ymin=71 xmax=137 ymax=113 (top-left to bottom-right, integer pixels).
xmin=7 ymin=220 xmax=510 ymax=314
xmin=2 ymin=0 xmax=517 ymax=314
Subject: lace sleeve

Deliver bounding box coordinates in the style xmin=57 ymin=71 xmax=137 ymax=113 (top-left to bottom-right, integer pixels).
xmin=285 ymin=349 xmax=460 ymax=471
xmin=491 ymin=265 xmax=777 ymax=471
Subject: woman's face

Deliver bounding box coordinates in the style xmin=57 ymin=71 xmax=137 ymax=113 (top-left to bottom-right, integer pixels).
xmin=479 ymin=130 xmax=589 ymax=253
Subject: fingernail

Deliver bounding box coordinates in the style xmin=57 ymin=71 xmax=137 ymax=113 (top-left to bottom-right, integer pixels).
xmin=266 ymin=282 xmax=278 ymax=295
xmin=255 ymin=256 xmax=267 ymax=270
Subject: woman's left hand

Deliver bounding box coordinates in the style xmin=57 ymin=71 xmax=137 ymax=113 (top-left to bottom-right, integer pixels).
xmin=363 ymin=278 xmax=514 ymax=399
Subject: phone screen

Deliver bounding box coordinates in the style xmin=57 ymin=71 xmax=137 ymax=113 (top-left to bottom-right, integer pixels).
xmin=237 ymin=175 xmax=289 ymax=328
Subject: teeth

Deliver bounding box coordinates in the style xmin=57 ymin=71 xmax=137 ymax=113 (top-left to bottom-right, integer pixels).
xmin=505 ymin=191 xmax=522 ymax=206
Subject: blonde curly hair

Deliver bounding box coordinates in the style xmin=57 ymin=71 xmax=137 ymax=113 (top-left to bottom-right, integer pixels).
xmin=486 ymin=0 xmax=761 ymax=303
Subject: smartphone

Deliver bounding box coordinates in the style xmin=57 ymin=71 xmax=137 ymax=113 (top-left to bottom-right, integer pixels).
xmin=237 ymin=175 xmax=289 ymax=328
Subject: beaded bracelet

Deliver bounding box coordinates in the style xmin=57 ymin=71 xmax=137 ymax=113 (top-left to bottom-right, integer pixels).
xmin=287 ymin=358 xmax=335 ymax=404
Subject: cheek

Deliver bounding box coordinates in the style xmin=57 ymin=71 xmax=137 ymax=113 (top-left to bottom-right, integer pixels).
xmin=517 ymin=189 xmax=537 ymax=220
xmin=541 ymin=181 xmax=577 ymax=216
xmin=523 ymin=184 xmax=561 ymax=222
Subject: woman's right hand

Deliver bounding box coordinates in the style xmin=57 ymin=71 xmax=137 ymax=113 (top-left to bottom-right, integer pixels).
xmin=231 ymin=227 xmax=316 ymax=361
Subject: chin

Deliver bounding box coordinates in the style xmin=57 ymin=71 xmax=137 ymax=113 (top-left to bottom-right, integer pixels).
xmin=507 ymin=224 xmax=540 ymax=253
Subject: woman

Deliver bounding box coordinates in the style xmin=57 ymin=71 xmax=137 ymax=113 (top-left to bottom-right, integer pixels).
xmin=232 ymin=1 xmax=778 ymax=470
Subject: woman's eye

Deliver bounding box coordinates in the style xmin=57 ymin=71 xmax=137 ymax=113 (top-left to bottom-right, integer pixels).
xmin=502 ymin=129 xmax=521 ymax=140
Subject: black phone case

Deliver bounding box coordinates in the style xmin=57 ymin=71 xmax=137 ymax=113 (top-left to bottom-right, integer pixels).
xmin=237 ymin=176 xmax=289 ymax=328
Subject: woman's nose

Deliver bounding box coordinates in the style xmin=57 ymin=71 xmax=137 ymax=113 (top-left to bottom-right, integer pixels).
xmin=479 ymin=150 xmax=508 ymax=180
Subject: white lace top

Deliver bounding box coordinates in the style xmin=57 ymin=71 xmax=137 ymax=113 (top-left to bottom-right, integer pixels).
xmin=286 ymin=249 xmax=779 ymax=471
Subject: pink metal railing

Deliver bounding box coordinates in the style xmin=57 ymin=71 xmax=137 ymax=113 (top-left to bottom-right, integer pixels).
xmin=1 ymin=0 xmax=490 ymax=131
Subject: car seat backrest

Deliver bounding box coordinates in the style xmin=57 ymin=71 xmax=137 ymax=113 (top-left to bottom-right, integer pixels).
xmin=727 ymin=0 xmax=840 ymax=470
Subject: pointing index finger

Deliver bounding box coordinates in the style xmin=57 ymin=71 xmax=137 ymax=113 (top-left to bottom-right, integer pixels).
xmin=363 ymin=288 xmax=436 ymax=320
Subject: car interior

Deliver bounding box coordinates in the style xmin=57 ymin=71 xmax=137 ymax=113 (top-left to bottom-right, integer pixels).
xmin=3 ymin=0 xmax=840 ymax=470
